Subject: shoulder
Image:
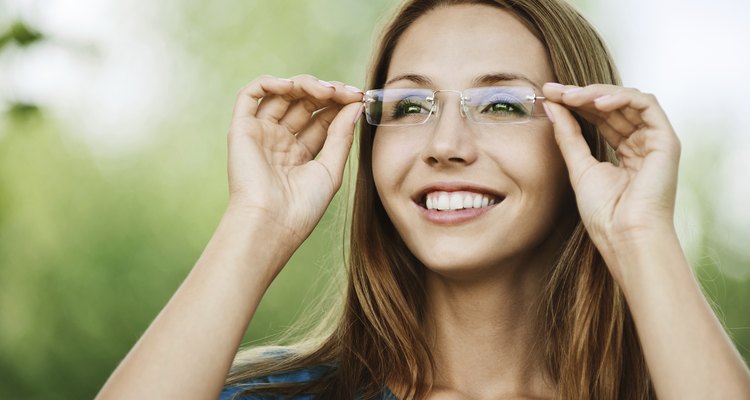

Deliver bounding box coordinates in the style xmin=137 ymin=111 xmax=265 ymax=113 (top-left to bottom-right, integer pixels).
xmin=219 ymin=365 xmax=330 ymax=400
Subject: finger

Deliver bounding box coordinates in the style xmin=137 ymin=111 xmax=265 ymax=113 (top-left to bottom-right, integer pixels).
xmin=574 ymin=108 xmax=624 ymax=149
xmin=284 ymin=76 xmax=362 ymax=106
xmin=254 ymin=94 xmax=293 ymax=123
xmin=544 ymin=101 xmax=598 ymax=190
xmin=256 ymin=75 xmax=335 ymax=122
xmin=554 ymin=84 xmax=659 ymax=132
xmin=547 ymin=83 xmax=645 ymax=137
xmin=541 ymin=82 xmax=577 ymax=102
xmin=557 ymin=84 xmax=630 ymax=107
xmin=233 ymin=75 xmax=294 ymax=118
xmin=316 ymin=102 xmax=363 ymax=187
xmin=575 ymin=106 xmax=634 ymax=134
xmin=327 ymin=81 xmax=364 ymax=104
xmin=296 ymin=105 xmax=341 ymax=156
xmin=593 ymin=91 xmax=671 ymax=131
xmin=600 ymin=109 xmax=637 ymax=134
xmin=277 ymin=98 xmax=325 ymax=133
xmin=279 ymin=82 xmax=363 ymax=134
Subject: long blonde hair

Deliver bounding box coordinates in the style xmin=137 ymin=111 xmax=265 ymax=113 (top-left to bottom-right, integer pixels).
xmin=226 ymin=1 xmax=654 ymax=398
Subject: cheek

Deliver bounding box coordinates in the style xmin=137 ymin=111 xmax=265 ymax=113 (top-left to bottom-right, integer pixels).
xmin=492 ymin=127 xmax=570 ymax=206
xmin=371 ymin=132 xmax=417 ymax=195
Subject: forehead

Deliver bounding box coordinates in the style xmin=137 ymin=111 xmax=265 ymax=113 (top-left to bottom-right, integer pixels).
xmin=387 ymin=4 xmax=554 ymax=88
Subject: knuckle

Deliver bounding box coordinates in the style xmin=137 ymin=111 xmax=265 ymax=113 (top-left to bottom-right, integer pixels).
xmin=291 ymin=74 xmax=317 ymax=83
xmin=640 ymin=92 xmax=659 ymax=105
xmin=616 ymin=87 xmax=637 ymax=96
xmin=237 ymin=76 xmax=268 ymax=97
xmin=252 ymin=74 xmax=276 ymax=87
xmin=236 ymin=83 xmax=253 ymax=98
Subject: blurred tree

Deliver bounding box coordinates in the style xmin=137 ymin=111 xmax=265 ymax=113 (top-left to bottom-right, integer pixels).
xmin=0 ymin=1 xmax=747 ymax=399
xmin=0 ymin=20 xmax=44 ymax=49
xmin=0 ymin=2 xmax=400 ymax=398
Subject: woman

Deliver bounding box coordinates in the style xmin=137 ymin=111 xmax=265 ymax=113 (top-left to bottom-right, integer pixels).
xmin=97 ymin=0 xmax=750 ymax=399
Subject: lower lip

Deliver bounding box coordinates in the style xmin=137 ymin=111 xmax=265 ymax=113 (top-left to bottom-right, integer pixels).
xmin=418 ymin=203 xmax=499 ymax=224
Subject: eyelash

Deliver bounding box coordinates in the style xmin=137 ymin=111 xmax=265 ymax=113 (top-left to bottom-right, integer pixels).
xmin=479 ymin=100 xmax=529 ymax=116
xmin=390 ymin=99 xmax=429 ymax=119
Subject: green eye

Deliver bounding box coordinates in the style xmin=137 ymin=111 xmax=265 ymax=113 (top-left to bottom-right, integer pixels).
xmin=391 ymin=99 xmax=428 ymax=119
xmin=482 ymin=101 xmax=526 ymax=115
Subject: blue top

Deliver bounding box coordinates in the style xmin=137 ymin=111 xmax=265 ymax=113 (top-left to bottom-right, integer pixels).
xmin=219 ymin=366 xmax=397 ymax=400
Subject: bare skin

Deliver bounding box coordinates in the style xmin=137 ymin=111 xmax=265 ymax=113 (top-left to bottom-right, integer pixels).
xmin=97 ymin=4 xmax=750 ymax=400
xmin=96 ymin=75 xmax=364 ymax=399
xmin=377 ymin=5 xmax=750 ymax=399
xmin=372 ymin=6 xmax=563 ymax=398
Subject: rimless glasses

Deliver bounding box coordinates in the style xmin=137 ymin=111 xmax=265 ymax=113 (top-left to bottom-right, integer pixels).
xmin=363 ymin=86 xmax=546 ymax=127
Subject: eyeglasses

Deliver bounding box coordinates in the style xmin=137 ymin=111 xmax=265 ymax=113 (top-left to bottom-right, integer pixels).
xmin=363 ymin=86 xmax=545 ymax=126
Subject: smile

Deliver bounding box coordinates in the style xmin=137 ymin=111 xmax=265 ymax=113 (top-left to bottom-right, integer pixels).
xmin=422 ymin=191 xmax=502 ymax=211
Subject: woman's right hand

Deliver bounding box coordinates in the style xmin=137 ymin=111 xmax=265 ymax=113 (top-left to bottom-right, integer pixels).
xmin=226 ymin=75 xmax=364 ymax=246
xmin=95 ymin=76 xmax=363 ymax=400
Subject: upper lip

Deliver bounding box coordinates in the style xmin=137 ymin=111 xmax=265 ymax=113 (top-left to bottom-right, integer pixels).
xmin=411 ymin=181 xmax=506 ymax=204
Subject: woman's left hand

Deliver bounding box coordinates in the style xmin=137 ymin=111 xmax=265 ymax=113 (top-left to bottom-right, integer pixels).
xmin=541 ymin=83 xmax=681 ymax=273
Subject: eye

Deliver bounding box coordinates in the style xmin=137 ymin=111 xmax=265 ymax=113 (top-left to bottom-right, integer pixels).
xmin=480 ymin=99 xmax=529 ymax=116
xmin=390 ymin=98 xmax=430 ymax=119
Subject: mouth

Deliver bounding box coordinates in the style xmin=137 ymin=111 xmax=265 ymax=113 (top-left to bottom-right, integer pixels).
xmin=415 ymin=187 xmax=505 ymax=211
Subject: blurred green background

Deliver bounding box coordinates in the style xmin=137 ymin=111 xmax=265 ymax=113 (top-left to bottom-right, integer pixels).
xmin=0 ymin=0 xmax=748 ymax=398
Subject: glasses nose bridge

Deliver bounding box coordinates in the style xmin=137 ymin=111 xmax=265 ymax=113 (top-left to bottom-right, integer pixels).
xmin=428 ymin=89 xmax=467 ymax=119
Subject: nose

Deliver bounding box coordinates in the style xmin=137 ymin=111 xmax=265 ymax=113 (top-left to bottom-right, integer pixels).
xmin=420 ymin=92 xmax=479 ymax=167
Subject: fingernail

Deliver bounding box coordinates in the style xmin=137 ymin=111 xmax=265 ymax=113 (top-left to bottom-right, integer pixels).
xmin=542 ymin=102 xmax=555 ymax=123
xmin=563 ymin=87 xmax=583 ymax=95
xmin=318 ymin=79 xmax=335 ymax=88
xmin=544 ymin=82 xmax=564 ymax=89
xmin=345 ymin=85 xmax=363 ymax=93
xmin=353 ymin=104 xmax=364 ymax=124
xmin=277 ymin=77 xmax=293 ymax=83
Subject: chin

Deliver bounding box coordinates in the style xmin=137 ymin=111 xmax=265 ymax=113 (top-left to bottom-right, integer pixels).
xmin=401 ymin=227 xmax=568 ymax=282
xmin=407 ymin=243 xmax=519 ymax=281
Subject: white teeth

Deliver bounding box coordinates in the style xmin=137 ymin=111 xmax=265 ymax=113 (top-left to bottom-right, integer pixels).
xmin=437 ymin=193 xmax=450 ymax=210
xmin=424 ymin=191 xmax=501 ymax=211
xmin=449 ymin=193 xmax=463 ymax=210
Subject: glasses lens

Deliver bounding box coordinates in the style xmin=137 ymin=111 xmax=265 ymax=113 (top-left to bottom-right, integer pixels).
xmin=364 ymin=89 xmax=434 ymax=126
xmin=463 ymin=87 xmax=536 ymax=124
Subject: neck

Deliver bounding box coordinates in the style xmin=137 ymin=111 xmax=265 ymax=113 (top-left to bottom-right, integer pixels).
xmin=421 ymin=260 xmax=554 ymax=399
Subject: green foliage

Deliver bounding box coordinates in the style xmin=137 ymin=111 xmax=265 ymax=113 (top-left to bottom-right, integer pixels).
xmin=7 ymin=102 xmax=42 ymax=120
xmin=0 ymin=20 xmax=44 ymax=50
xmin=0 ymin=2 xmax=400 ymax=398
xmin=0 ymin=1 xmax=747 ymax=399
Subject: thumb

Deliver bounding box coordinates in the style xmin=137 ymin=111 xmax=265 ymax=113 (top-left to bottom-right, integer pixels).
xmin=544 ymin=101 xmax=598 ymax=190
xmin=316 ymin=101 xmax=363 ymax=187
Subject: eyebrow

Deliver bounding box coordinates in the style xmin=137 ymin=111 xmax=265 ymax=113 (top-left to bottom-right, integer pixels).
xmin=385 ymin=72 xmax=542 ymax=90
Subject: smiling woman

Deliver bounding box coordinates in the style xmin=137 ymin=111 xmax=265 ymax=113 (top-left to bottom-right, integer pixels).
xmin=95 ymin=0 xmax=750 ymax=399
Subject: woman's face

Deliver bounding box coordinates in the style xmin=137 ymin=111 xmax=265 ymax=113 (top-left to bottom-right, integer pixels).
xmin=372 ymin=4 xmax=572 ymax=278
